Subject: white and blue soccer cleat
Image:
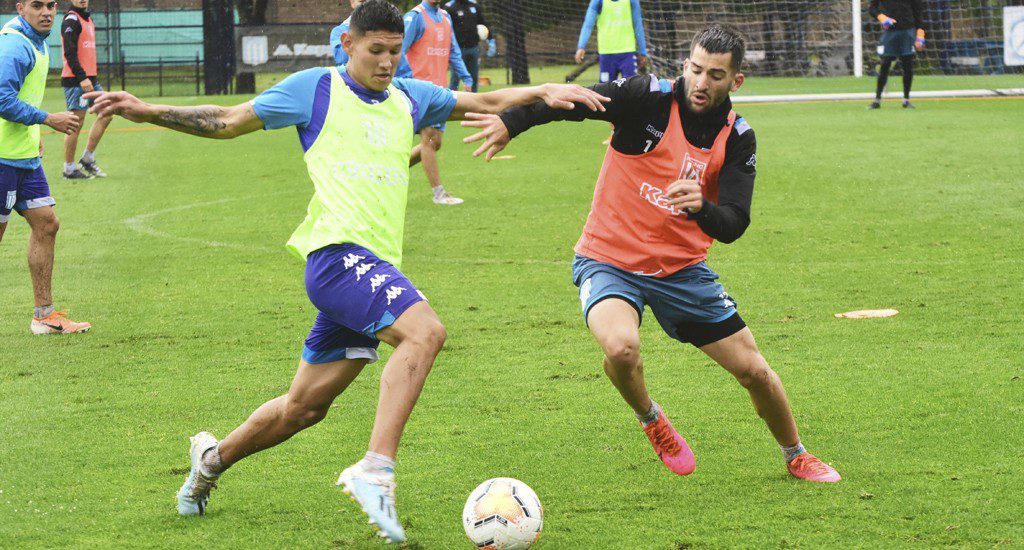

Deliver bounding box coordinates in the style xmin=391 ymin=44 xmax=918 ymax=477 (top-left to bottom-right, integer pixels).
xmin=175 ymin=432 xmax=220 ymax=516
xmin=337 ymin=464 xmax=406 ymax=544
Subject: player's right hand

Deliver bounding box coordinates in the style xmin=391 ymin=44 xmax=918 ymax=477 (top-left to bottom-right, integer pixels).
xmin=575 ymin=48 xmax=586 ymax=64
xmin=878 ymin=14 xmax=896 ymax=30
xmin=84 ymin=90 xmax=153 ymax=123
xmin=80 ymin=78 xmax=94 ymax=93
xmin=461 ymin=112 xmax=510 ymax=162
xmin=43 ymin=111 xmax=81 ymax=135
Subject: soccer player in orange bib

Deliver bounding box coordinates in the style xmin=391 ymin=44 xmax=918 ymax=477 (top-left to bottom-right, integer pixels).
xmin=463 ymin=25 xmax=841 ymax=482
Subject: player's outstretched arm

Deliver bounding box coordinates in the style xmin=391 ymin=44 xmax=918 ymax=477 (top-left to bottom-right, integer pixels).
xmin=85 ymin=91 xmax=264 ymax=139
xmin=449 ymin=83 xmax=609 ymax=120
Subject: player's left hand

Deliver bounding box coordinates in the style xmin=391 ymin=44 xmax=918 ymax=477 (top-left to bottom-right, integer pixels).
xmin=84 ymin=90 xmax=154 ymax=123
xmin=539 ymin=83 xmax=610 ymax=112
xmin=665 ymin=179 xmax=704 ymax=213
xmin=915 ymin=37 xmax=925 ymax=51
xmin=461 ymin=112 xmax=510 ymax=161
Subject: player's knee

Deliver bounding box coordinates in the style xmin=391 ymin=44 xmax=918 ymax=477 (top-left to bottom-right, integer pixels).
xmin=603 ymin=335 xmax=641 ymax=369
xmin=401 ymin=317 xmax=446 ymax=357
xmin=282 ymin=398 xmax=329 ymax=430
xmin=734 ymin=360 xmax=774 ymax=391
xmin=34 ymin=214 xmax=59 ymax=238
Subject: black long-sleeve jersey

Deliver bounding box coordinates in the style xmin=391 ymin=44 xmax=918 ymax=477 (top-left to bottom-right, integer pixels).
xmin=498 ymin=74 xmax=757 ymax=244
xmin=443 ymin=0 xmax=489 ymax=49
xmin=869 ymin=0 xmax=925 ymax=31
xmin=60 ymin=6 xmax=94 ymax=87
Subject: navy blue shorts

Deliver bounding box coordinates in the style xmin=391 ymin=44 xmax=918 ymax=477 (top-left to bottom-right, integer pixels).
xmin=599 ymin=52 xmax=638 ymax=83
xmin=0 ymin=164 xmax=53 ymax=224
xmin=879 ymin=29 xmax=915 ymax=58
xmin=63 ymin=81 xmax=103 ymax=111
xmin=302 ymin=243 xmax=426 ymax=365
xmin=571 ymin=255 xmax=742 ymax=346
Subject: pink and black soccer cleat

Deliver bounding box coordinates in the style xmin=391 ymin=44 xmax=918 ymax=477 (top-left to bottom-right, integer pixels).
xmin=641 ymin=410 xmax=696 ymax=475
xmin=787 ymin=452 xmax=841 ymax=483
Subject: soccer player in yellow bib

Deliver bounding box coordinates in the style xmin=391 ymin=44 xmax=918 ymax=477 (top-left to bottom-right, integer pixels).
xmin=1 ymin=0 xmax=90 ymax=334
xmin=86 ymin=0 xmax=608 ymax=542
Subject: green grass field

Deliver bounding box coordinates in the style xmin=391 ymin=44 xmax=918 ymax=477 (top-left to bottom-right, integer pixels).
xmin=1 ymin=80 xmax=1022 ymax=548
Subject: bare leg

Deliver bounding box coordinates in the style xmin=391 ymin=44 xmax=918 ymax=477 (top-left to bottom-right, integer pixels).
xmin=217 ymin=357 xmax=368 ymax=467
xmin=63 ymin=110 xmax=87 ymax=165
xmin=0 ymin=222 xmax=7 ymax=243
xmin=418 ymin=127 xmax=444 ymax=191
xmin=369 ymin=301 xmax=446 ymax=459
xmin=85 ymin=114 xmax=112 ymax=153
xmin=22 ymin=206 xmax=58 ymax=308
xmin=409 ymin=144 xmax=422 ymax=167
xmin=587 ymin=298 xmax=652 ymax=415
xmin=700 ymin=327 xmax=799 ymax=447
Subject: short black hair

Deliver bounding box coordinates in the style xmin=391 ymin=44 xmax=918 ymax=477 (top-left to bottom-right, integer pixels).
xmin=350 ymin=0 xmax=404 ymax=35
xmin=690 ymin=24 xmax=746 ymax=72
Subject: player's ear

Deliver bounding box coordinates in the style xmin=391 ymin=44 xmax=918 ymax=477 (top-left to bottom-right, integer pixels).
xmin=342 ymin=31 xmax=355 ymax=55
xmin=682 ymin=58 xmax=690 ymax=73
xmin=731 ymin=72 xmax=744 ymax=93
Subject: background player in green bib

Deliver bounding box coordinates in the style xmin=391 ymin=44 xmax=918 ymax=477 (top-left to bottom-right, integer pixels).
xmin=86 ymin=0 xmax=608 ymax=542
xmin=575 ymin=0 xmax=648 ymax=83
xmin=1 ymin=0 xmax=91 ymax=334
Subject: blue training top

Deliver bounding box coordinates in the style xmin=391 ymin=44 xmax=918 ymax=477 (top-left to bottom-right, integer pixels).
xmin=251 ymin=66 xmax=457 ymax=152
xmin=0 ymin=16 xmax=51 ymax=170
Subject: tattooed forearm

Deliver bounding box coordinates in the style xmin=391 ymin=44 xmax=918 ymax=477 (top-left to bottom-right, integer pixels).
xmin=155 ymin=106 xmax=229 ymax=137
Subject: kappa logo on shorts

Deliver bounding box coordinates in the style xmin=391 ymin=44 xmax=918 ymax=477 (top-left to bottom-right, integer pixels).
xmin=342 ymin=253 xmax=366 ymax=269
xmin=579 ymin=278 xmax=592 ymax=309
xmin=355 ymin=262 xmax=376 ymax=281
xmin=5 ymin=190 xmax=15 ymax=210
xmin=720 ymin=292 xmax=736 ymax=309
xmin=385 ymin=285 xmax=406 ymax=305
xmin=369 ymin=273 xmax=391 ymax=292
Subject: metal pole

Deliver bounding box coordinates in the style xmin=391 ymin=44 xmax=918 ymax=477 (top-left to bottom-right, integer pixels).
xmin=158 ymin=56 xmax=163 ymax=96
xmin=853 ymin=0 xmax=863 ymax=77
xmin=195 ymin=54 xmax=200 ymax=95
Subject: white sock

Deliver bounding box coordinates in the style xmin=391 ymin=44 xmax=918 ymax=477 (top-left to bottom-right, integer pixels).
xmin=360 ymin=451 xmax=396 ymax=474
xmin=636 ymin=401 xmax=661 ymax=427
xmin=201 ymin=445 xmax=224 ymax=476
xmin=432 ymin=185 xmax=446 ymax=199
xmin=781 ymin=442 xmax=806 ymax=463
xmin=64 ymin=162 xmax=77 ymax=173
xmin=82 ymin=149 xmax=95 ymax=163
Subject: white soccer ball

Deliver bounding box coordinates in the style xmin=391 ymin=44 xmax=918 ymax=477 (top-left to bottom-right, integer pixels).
xmin=477 ymin=24 xmax=490 ymax=41
xmin=463 ymin=478 xmax=543 ymax=549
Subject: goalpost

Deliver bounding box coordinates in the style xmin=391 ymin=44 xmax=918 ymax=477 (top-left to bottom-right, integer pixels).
xmin=482 ymin=0 xmax=1022 ymax=86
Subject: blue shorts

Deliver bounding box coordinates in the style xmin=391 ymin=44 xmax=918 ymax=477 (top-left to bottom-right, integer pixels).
xmin=302 ymin=243 xmax=426 ymax=364
xmin=0 ymin=164 xmax=53 ymax=224
xmin=571 ymin=255 xmax=741 ymax=346
xmin=599 ymin=52 xmax=638 ymax=83
xmin=63 ymin=81 xmax=103 ymax=111
xmin=879 ymin=29 xmax=915 ymax=58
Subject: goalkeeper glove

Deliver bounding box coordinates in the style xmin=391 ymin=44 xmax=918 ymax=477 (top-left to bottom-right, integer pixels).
xmin=877 ymin=13 xmax=896 ymax=30
xmin=915 ymin=29 xmax=926 ymax=50
xmin=487 ymin=38 xmax=496 ymax=58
